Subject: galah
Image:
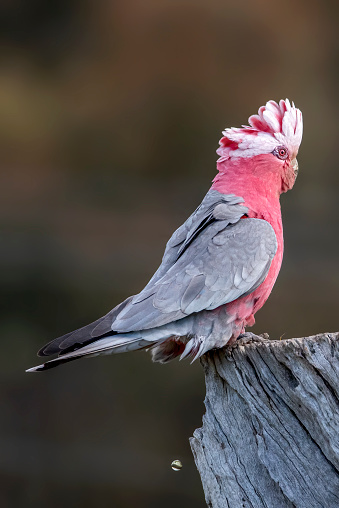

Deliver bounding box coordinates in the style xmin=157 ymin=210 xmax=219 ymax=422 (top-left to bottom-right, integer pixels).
xmin=27 ymin=99 xmax=303 ymax=372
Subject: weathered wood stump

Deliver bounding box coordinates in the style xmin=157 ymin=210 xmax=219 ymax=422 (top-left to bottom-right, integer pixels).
xmin=190 ymin=332 xmax=339 ymax=508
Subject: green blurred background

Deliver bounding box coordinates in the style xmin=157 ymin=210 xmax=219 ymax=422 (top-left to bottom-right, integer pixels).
xmin=0 ymin=1 xmax=338 ymax=506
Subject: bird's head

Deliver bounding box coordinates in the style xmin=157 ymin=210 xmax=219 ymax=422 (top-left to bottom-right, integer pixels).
xmin=216 ymin=99 xmax=303 ymax=193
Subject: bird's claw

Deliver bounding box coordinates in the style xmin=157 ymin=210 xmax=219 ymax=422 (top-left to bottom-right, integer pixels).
xmin=229 ymin=332 xmax=270 ymax=349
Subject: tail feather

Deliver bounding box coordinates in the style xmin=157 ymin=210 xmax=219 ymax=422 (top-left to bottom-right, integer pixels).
xmin=26 ymin=335 xmax=149 ymax=372
xmin=38 ymin=296 xmax=133 ymax=357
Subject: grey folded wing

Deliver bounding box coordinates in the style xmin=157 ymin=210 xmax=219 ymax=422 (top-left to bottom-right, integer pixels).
xmin=110 ymin=193 xmax=277 ymax=333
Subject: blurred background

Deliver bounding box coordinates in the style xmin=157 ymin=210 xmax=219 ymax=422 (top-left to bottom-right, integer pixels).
xmin=0 ymin=0 xmax=338 ymax=506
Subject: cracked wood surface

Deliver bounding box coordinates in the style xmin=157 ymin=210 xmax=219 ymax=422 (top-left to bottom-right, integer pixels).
xmin=190 ymin=332 xmax=339 ymax=508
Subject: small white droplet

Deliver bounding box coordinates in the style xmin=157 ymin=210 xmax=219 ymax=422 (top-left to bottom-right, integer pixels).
xmin=171 ymin=459 xmax=182 ymax=471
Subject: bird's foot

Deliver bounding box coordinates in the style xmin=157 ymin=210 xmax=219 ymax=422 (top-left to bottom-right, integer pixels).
xmin=230 ymin=332 xmax=270 ymax=349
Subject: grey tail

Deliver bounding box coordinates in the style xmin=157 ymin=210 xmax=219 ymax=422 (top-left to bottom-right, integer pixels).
xmin=37 ymin=297 xmax=133 ymax=358
xmin=26 ymin=335 xmax=149 ymax=372
xmin=26 ymin=355 xmax=84 ymax=372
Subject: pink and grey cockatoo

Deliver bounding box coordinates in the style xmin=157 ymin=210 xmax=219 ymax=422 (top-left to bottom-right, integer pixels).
xmin=27 ymin=99 xmax=303 ymax=372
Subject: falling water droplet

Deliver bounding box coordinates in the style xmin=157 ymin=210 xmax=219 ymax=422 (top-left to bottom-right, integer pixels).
xmin=171 ymin=459 xmax=182 ymax=471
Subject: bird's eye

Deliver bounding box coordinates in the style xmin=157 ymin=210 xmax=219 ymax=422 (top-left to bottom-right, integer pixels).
xmin=273 ymin=146 xmax=288 ymax=160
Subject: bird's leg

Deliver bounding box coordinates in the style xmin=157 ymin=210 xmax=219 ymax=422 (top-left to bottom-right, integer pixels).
xmin=230 ymin=331 xmax=270 ymax=348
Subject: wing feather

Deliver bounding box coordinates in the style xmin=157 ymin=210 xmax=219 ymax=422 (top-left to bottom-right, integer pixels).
xmin=112 ymin=217 xmax=277 ymax=332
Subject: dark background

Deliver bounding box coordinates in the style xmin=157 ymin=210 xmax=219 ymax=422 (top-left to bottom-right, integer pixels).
xmin=0 ymin=1 xmax=338 ymax=507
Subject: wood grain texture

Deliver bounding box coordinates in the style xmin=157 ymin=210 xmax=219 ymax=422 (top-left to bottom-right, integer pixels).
xmin=190 ymin=332 xmax=339 ymax=508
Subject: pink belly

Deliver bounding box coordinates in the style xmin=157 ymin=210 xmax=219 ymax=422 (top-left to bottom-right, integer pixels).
xmin=225 ymin=245 xmax=283 ymax=338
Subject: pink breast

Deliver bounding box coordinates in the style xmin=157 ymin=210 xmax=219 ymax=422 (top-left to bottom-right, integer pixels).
xmin=225 ymin=212 xmax=284 ymax=337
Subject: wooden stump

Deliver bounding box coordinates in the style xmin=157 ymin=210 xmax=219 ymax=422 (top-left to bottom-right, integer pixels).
xmin=190 ymin=332 xmax=339 ymax=508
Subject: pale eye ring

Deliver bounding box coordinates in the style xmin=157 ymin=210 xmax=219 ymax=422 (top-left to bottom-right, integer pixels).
xmin=273 ymin=146 xmax=289 ymax=160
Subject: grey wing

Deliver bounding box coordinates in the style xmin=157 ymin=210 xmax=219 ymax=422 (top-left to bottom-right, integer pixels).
xmin=111 ymin=215 xmax=277 ymax=333
xmin=38 ymin=190 xmax=248 ymax=357
xmin=144 ymin=190 xmax=248 ymax=284
xmin=90 ymin=190 xmax=249 ymax=335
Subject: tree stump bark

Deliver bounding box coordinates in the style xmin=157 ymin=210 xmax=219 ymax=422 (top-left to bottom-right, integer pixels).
xmin=190 ymin=332 xmax=339 ymax=508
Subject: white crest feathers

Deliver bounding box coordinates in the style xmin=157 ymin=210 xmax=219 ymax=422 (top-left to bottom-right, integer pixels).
xmin=217 ymin=99 xmax=303 ymax=160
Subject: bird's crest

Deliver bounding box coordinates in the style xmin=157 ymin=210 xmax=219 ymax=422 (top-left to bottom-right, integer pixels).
xmin=217 ymin=99 xmax=303 ymax=160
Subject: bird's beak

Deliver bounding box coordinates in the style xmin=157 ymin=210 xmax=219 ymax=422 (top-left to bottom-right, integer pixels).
xmin=292 ymin=158 xmax=299 ymax=179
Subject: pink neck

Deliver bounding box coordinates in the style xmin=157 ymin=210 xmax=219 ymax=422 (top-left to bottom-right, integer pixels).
xmin=212 ymin=155 xmax=282 ymax=223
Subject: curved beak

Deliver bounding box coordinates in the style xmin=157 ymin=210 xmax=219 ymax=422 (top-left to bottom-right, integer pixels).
xmin=292 ymin=158 xmax=299 ymax=178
